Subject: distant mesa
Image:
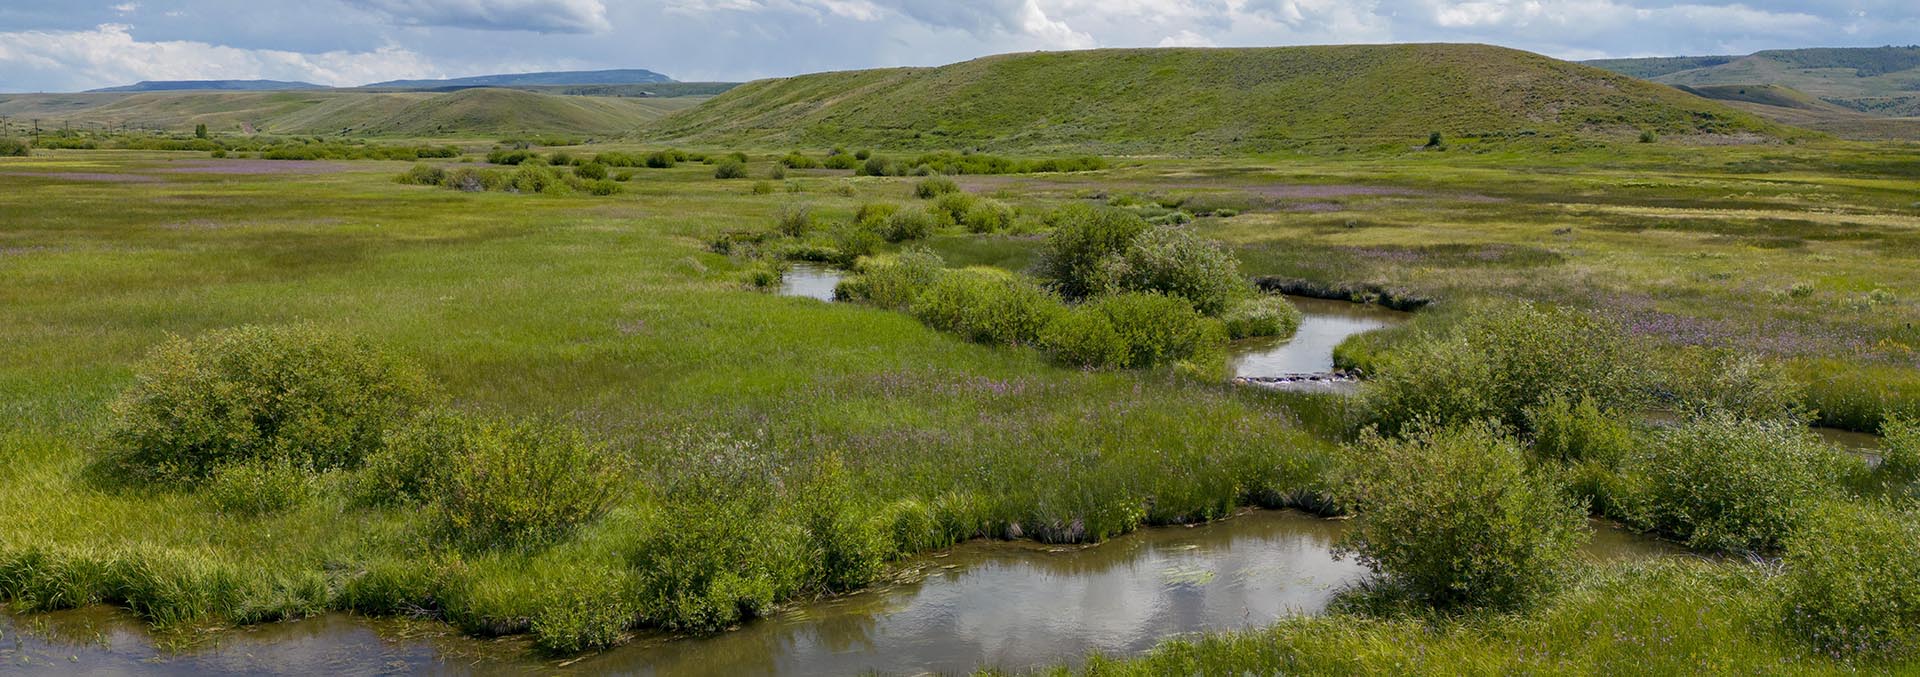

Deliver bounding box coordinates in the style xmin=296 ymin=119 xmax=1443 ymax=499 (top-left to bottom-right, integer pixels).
xmin=361 ymin=69 xmax=676 ymax=90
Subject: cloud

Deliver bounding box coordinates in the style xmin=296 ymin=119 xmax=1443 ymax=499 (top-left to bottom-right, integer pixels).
xmin=0 ymin=24 xmax=437 ymax=91
xmin=666 ymin=0 xmax=1093 ymax=48
xmin=343 ymin=0 xmax=611 ymax=33
xmin=112 ymin=2 xmax=140 ymax=14
xmin=1158 ymin=29 xmax=1217 ymax=47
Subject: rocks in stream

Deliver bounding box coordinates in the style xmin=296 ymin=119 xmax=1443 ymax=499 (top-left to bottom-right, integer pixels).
xmin=1233 ymin=371 xmax=1365 ymax=393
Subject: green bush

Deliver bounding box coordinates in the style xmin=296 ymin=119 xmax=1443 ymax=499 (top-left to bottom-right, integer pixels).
xmin=528 ymin=568 xmax=633 ymax=655
xmin=509 ymin=166 xmax=563 ymax=194
xmin=0 ymin=138 xmax=30 ymax=156
xmin=822 ymin=154 xmax=859 ymax=170
xmin=1525 ymin=395 xmax=1635 ymax=466
xmin=1622 ymin=413 xmax=1843 ymax=552
xmin=1363 ymin=303 xmax=1645 ymax=436
xmin=1338 ymin=423 xmax=1588 ymax=611
xmin=797 ymin=456 xmax=890 ymax=591
xmin=204 ymin=461 xmax=313 ymax=515
xmin=750 ymin=181 xmax=775 ymax=195
xmin=1221 ymin=295 xmax=1303 ymax=339
xmin=394 ymin=163 xmax=446 ymax=186
xmin=1659 ymin=347 xmax=1808 ymax=422
xmin=767 ymin=164 xmax=787 ymax=180
xmin=1880 ymin=415 xmax=1920 ymax=487
xmin=779 ymin=152 xmax=819 ymax=169
xmin=442 ymin=167 xmax=504 ymax=192
xmin=882 ymin=207 xmax=938 ymax=243
xmin=961 ymin=199 xmax=1014 ymax=234
xmin=773 ymin=204 xmax=813 ymax=237
xmin=486 ymin=149 xmax=539 ymax=165
xmin=1093 ymin=226 xmax=1250 ymax=315
xmin=740 ymin=260 xmax=785 ymax=291
xmin=914 ymin=176 xmax=960 ymax=199
xmin=832 ymin=223 xmax=883 ymax=261
xmin=1783 ymin=501 xmax=1920 ymax=661
xmin=834 ymin=249 xmax=944 ymax=309
xmin=859 ymin=156 xmax=901 ymax=177
xmin=1040 ymin=309 xmax=1131 ymax=368
xmin=573 ymin=162 xmax=608 ymax=180
xmin=423 ymin=415 xmax=623 ymax=550
xmin=1038 ymin=205 xmax=1151 ymax=300
xmin=910 ymin=272 xmax=1064 ymax=347
xmin=1080 ymin=292 xmax=1226 ymax=370
xmin=585 ymin=179 xmax=622 ymax=196
xmin=929 ymin=191 xmax=976 ymax=224
xmin=714 ymin=160 xmax=749 ymax=180
xmin=643 ymin=151 xmax=677 ymax=169
xmin=628 ymin=437 xmax=808 ymax=632
xmin=101 ymin=324 xmax=435 ymax=484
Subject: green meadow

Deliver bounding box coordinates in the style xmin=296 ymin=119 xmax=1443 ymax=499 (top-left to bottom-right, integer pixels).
xmin=2 ymin=130 xmax=1918 ymax=673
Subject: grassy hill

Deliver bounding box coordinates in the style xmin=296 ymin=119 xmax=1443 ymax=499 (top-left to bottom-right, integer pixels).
xmin=1589 ymin=47 xmax=1920 ymax=118
xmin=1673 ymin=83 xmax=1920 ymax=142
xmin=363 ymin=69 xmax=673 ymax=89
xmin=87 ymin=80 xmax=325 ymax=93
xmin=0 ymin=89 xmax=708 ymax=138
xmin=649 ymin=44 xmax=1788 ymax=153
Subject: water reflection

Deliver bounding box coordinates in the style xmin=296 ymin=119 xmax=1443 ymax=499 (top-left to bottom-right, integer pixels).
xmin=779 ymin=264 xmax=843 ymax=302
xmin=1229 ymin=296 xmax=1408 ymax=379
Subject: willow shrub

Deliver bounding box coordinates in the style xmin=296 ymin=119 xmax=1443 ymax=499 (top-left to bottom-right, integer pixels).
xmin=1783 ymin=501 xmax=1920 ymax=662
xmin=1084 ymin=292 xmax=1227 ymax=371
xmin=100 ymin=324 xmax=435 ymax=484
xmin=1093 ymin=226 xmax=1250 ymax=316
xmin=415 ymin=415 xmax=622 ymax=551
xmin=910 ymin=271 xmax=1064 ymax=347
xmin=1222 ymin=295 xmax=1303 ymax=340
xmin=1619 ymin=414 xmax=1851 ymax=553
xmin=1878 ymin=415 xmax=1920 ymax=486
xmin=1037 ymin=205 xmax=1151 ymax=300
xmin=833 ymin=248 xmax=945 ymax=310
xmin=1362 ymin=303 xmax=1645 ymax=436
xmin=1338 ymin=422 xmax=1589 ymax=611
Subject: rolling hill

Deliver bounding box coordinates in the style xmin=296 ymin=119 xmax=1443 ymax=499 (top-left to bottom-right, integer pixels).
xmin=1589 ymin=47 xmax=1920 ymax=117
xmin=363 ymin=69 xmax=673 ymax=90
xmin=649 ymin=44 xmax=1789 ymax=153
xmin=1671 ymin=83 xmax=1920 ymax=141
xmin=0 ymin=88 xmax=709 ymax=137
xmin=87 ymin=80 xmax=326 ymax=93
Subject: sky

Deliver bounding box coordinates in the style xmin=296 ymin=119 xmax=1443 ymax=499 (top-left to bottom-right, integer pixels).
xmin=0 ymin=0 xmax=1914 ymax=92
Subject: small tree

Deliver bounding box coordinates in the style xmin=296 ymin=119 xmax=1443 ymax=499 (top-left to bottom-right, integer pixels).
xmin=1338 ymin=422 xmax=1588 ymax=611
xmin=194 ymin=123 xmax=209 ymax=139
xmin=1426 ymin=131 xmax=1444 ymax=147
xmin=1036 ymin=204 xmax=1150 ymax=300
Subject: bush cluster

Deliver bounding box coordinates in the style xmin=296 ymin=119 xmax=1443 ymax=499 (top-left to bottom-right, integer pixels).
xmin=1783 ymin=501 xmax=1920 ymax=661
xmin=1361 ymin=303 xmax=1645 ymax=436
xmin=393 ymin=164 xmax=621 ymax=196
xmin=1221 ymin=295 xmax=1303 ymax=340
xmin=1616 ymin=413 xmax=1846 ymax=552
xmin=100 ymin=324 xmax=435 ymax=484
xmin=398 ymin=414 xmax=623 ymax=551
xmin=1091 ymin=226 xmax=1248 ymax=316
xmin=1037 ymin=205 xmax=1152 ymax=301
xmin=0 ymin=137 xmax=28 ymax=157
xmin=714 ymin=160 xmax=749 ymax=180
xmin=1337 ymin=422 xmax=1588 ymax=611
xmin=832 ymin=249 xmax=945 ymax=309
xmin=911 ymin=271 xmax=1064 ymax=347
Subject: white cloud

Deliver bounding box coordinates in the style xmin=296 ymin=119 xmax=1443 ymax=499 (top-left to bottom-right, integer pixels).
xmin=343 ymin=0 xmax=611 ymax=33
xmin=0 ymin=24 xmax=437 ymax=90
xmin=112 ymin=2 xmax=140 ymax=14
xmin=1158 ymin=29 xmax=1217 ymax=47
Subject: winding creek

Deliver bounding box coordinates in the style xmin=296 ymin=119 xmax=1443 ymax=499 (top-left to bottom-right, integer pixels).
xmin=0 ymin=275 xmax=1750 ymax=674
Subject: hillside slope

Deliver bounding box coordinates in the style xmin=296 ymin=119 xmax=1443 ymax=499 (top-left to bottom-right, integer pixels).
xmin=364 ymin=69 xmax=673 ymax=90
xmin=0 ymin=89 xmax=706 ymax=137
xmin=1676 ymin=84 xmax=1920 ymax=142
xmin=87 ymin=80 xmax=325 ymax=93
xmin=1590 ymin=47 xmax=1920 ymax=117
xmin=649 ymin=44 xmax=1787 ymax=153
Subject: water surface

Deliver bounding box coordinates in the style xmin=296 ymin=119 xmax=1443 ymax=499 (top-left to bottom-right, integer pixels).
xmin=779 ymin=264 xmax=843 ymax=302
xmin=1229 ymin=296 xmax=1410 ymax=381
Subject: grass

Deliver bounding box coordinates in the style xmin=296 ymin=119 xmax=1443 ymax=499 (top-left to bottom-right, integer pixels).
xmin=3 ymin=132 xmax=1920 ymax=669
xmin=647 ymin=44 xmax=1793 ymax=154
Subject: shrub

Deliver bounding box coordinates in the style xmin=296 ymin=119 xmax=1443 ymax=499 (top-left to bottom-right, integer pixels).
xmin=822 ymin=154 xmax=859 ymax=170
xmin=101 ymin=324 xmax=435 ymax=483
xmin=832 ymin=223 xmax=883 ymax=261
xmin=1221 ymin=295 xmax=1303 ymax=339
xmin=854 ymin=202 xmax=898 ymax=228
xmin=1783 ymin=501 xmax=1920 ymax=661
xmin=1525 ymin=396 xmax=1634 ymax=466
xmin=394 ymin=163 xmax=446 ymax=186
xmin=854 ymin=149 xmax=872 ymax=160
xmin=547 ymin=151 xmax=576 ymax=166
xmin=204 ymin=461 xmax=312 ymax=515
xmin=1 ymin=137 xmax=32 ymax=156
xmin=773 ymin=204 xmax=813 ymax=237
xmin=927 ymin=191 xmax=975 ymax=224
xmin=1080 ymin=292 xmax=1226 ymax=370
xmin=442 ymin=167 xmax=503 ymax=192
xmin=914 ymin=176 xmax=960 ymax=199
xmin=740 ymin=260 xmax=784 ymax=291
xmin=485 ymin=149 xmax=538 ymax=165
xmin=835 ymin=248 xmax=944 ymax=309
xmin=750 ymin=181 xmax=775 ymax=195
xmin=797 ymin=456 xmax=889 ymax=591
xmin=643 ymin=151 xmax=677 ymax=169
xmin=859 ymin=156 xmax=899 ymax=177
xmin=767 ymin=165 xmax=788 ymax=180
xmin=1622 ymin=413 xmax=1842 ymax=552
xmin=1659 ymin=347 xmax=1808 ymax=423
xmin=509 ymin=166 xmax=563 ymax=194
xmin=1040 ymin=309 xmax=1131 ymax=368
xmin=1037 ymin=205 xmax=1151 ymax=300
xmin=573 ymin=162 xmax=608 ymax=180
xmin=585 ymin=179 xmax=622 ymax=196
xmin=881 ymin=207 xmax=938 ymax=243
xmin=1880 ymin=415 xmax=1920 ymax=487
xmin=426 ymin=415 xmax=623 ymax=550
xmin=1093 ymin=226 xmax=1249 ymax=316
xmin=714 ymin=160 xmax=748 ymax=179
xmin=628 ymin=437 xmax=808 ymax=632
xmin=779 ymin=152 xmax=818 ymax=169
xmin=910 ymin=271 xmax=1065 ymax=347
xmin=1338 ymin=422 xmax=1588 ymax=611
xmin=961 ymin=199 xmax=1014 ymax=234
xmin=1363 ymin=303 xmax=1645 ymax=436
